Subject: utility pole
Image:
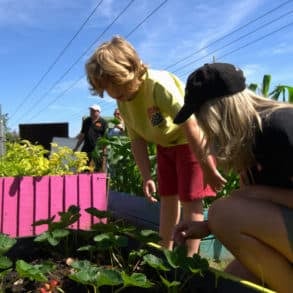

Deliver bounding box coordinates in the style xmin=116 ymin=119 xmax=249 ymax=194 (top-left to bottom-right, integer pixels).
xmin=0 ymin=104 xmax=6 ymax=156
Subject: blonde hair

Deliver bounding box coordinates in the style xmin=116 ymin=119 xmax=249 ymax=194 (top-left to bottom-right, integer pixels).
xmin=197 ymin=89 xmax=293 ymax=172
xmin=85 ymin=35 xmax=148 ymax=97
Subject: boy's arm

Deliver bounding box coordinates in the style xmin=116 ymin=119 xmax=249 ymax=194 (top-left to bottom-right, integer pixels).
xmin=131 ymin=137 xmax=157 ymax=202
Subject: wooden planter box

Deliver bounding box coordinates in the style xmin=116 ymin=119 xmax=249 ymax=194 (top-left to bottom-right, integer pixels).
xmin=108 ymin=190 xmax=233 ymax=261
xmin=0 ymin=173 xmax=108 ymax=237
xmin=108 ymin=191 xmax=275 ymax=293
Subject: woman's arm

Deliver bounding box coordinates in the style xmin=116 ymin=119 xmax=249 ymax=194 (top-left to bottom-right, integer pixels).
xmin=182 ymin=116 xmax=227 ymax=190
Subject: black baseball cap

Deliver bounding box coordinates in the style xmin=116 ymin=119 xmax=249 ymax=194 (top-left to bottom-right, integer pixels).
xmin=174 ymin=62 xmax=246 ymax=124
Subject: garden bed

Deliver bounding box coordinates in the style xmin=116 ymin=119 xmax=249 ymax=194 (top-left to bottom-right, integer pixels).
xmin=1 ymin=229 xmax=275 ymax=293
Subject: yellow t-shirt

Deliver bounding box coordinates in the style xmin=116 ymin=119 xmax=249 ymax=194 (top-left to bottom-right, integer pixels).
xmin=118 ymin=69 xmax=188 ymax=147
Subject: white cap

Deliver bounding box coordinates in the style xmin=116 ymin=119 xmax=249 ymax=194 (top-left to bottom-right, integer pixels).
xmin=89 ymin=104 xmax=101 ymax=112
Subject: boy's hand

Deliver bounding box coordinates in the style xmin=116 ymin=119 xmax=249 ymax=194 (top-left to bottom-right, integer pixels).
xmin=143 ymin=179 xmax=158 ymax=202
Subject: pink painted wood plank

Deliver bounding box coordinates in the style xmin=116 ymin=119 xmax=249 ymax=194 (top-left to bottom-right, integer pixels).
xmin=77 ymin=174 xmax=92 ymax=230
xmin=18 ymin=176 xmax=34 ymax=237
xmin=2 ymin=177 xmax=19 ymax=237
xmin=0 ymin=177 xmax=4 ymax=233
xmin=64 ymin=175 xmax=79 ymax=229
xmin=0 ymin=173 xmax=108 ymax=237
xmin=34 ymin=176 xmax=50 ymax=235
xmin=92 ymin=173 xmax=108 ymax=224
xmin=49 ymin=176 xmax=64 ymax=222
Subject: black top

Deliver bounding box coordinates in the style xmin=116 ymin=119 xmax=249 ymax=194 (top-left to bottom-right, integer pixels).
xmin=81 ymin=117 xmax=108 ymax=154
xmin=250 ymin=108 xmax=293 ymax=188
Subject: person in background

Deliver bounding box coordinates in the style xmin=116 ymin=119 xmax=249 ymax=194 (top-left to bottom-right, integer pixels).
xmin=74 ymin=104 xmax=108 ymax=171
xmin=173 ymin=62 xmax=293 ymax=293
xmin=108 ymin=108 xmax=125 ymax=136
xmin=85 ymin=35 xmax=226 ymax=256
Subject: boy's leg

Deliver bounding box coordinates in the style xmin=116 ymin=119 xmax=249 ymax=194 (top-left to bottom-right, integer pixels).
xmin=181 ymin=199 xmax=204 ymax=256
xmin=159 ymin=195 xmax=180 ymax=250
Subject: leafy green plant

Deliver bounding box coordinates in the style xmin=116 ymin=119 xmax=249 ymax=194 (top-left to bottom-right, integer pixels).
xmin=248 ymin=74 xmax=293 ymax=102
xmin=0 ymin=233 xmax=16 ymax=290
xmin=143 ymin=245 xmax=209 ymax=292
xmin=33 ymin=205 xmax=81 ymax=256
xmin=0 ymin=207 xmax=271 ymax=292
xmin=15 ymin=259 xmax=55 ymax=282
xmin=0 ymin=140 xmax=90 ymax=177
xmin=95 ymin=135 xmax=157 ymax=196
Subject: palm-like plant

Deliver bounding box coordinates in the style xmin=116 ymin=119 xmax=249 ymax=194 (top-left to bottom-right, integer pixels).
xmin=248 ymin=74 xmax=293 ymax=103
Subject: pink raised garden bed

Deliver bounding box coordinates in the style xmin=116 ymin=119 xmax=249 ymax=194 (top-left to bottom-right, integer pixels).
xmin=0 ymin=173 xmax=108 ymax=237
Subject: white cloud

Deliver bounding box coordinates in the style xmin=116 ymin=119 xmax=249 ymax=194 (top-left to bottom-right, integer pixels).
xmin=271 ymin=42 xmax=293 ymax=55
xmin=0 ymin=0 xmax=99 ymax=28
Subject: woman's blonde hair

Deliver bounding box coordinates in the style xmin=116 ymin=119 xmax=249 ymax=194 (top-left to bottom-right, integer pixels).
xmin=85 ymin=35 xmax=148 ymax=97
xmin=197 ymin=89 xmax=293 ymax=172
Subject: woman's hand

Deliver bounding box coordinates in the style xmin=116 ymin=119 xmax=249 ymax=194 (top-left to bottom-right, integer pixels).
xmin=143 ymin=179 xmax=158 ymax=203
xmin=202 ymin=157 xmax=227 ymax=191
xmin=173 ymin=220 xmax=210 ymax=245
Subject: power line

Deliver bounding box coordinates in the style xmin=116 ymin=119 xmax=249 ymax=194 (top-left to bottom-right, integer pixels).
xmin=25 ymin=0 xmax=136 ymax=122
xmin=177 ymin=21 xmax=293 ymax=79
xmin=27 ymin=0 xmax=169 ymax=122
xmin=173 ymin=9 xmax=293 ymax=75
xmin=10 ymin=0 xmax=104 ymax=120
xmin=164 ymin=0 xmax=292 ymax=71
xmin=125 ymin=0 xmax=168 ymax=38
xmin=218 ymin=22 xmax=293 ymax=62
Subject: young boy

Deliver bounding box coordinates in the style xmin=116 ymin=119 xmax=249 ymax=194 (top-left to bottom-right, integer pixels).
xmin=85 ymin=36 xmax=225 ymax=255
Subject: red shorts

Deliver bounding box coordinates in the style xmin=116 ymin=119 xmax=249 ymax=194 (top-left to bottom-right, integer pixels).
xmin=157 ymin=144 xmax=215 ymax=202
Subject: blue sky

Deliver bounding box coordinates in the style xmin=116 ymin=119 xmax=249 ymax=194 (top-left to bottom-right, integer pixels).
xmin=1 ymin=0 xmax=293 ymax=137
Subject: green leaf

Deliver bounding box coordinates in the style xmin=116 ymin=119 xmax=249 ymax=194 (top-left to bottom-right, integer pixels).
xmin=121 ymin=271 xmax=153 ymax=288
xmin=95 ymin=269 xmax=123 ymax=288
xmin=248 ymin=83 xmax=258 ymax=92
xmin=69 ymin=266 xmax=100 ymax=285
xmin=94 ymin=233 xmax=113 ymax=248
xmin=85 ymin=207 xmax=112 ymax=219
xmin=159 ymin=275 xmax=181 ymax=288
xmin=163 ymin=246 xmax=188 ymax=269
xmin=0 ymin=234 xmax=17 ymax=255
xmin=69 ymin=259 xmax=94 ymax=270
xmin=143 ymin=254 xmax=170 ymax=271
xmin=16 ymin=260 xmax=48 ymax=282
xmin=52 ymin=229 xmax=70 ymax=239
xmin=34 ymin=231 xmax=51 ymax=243
xmin=77 ymin=245 xmax=97 ymax=252
xmin=32 ymin=216 xmax=55 ymax=227
xmin=91 ymin=222 xmax=119 ymax=233
xmin=262 ymin=74 xmax=271 ymax=97
xmin=0 ymin=256 xmax=13 ymax=269
xmin=47 ymin=234 xmax=61 ymax=246
xmin=137 ymin=229 xmax=161 ymax=243
xmin=115 ymin=235 xmax=128 ymax=247
xmin=188 ymin=254 xmax=209 ymax=273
